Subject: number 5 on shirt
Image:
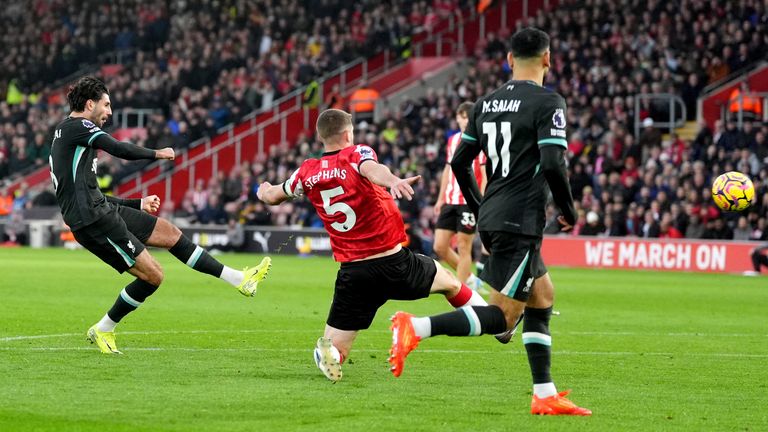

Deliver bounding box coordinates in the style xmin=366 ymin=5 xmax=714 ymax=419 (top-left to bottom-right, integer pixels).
xmin=320 ymin=186 xmax=357 ymax=232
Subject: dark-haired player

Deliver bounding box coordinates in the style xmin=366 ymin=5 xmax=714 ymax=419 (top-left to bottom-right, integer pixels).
xmin=49 ymin=76 xmax=272 ymax=354
xmin=388 ymin=28 xmax=591 ymax=416
xmin=257 ymin=109 xmax=488 ymax=382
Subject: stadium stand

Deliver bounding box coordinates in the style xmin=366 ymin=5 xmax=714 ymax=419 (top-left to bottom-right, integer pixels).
xmin=198 ymin=0 xmax=767 ymax=244
xmin=1 ymin=0 xmax=766 ymax=247
xmin=0 ymin=0 xmax=443 ymax=182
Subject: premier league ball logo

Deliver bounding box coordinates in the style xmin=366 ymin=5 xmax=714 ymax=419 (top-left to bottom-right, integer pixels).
xmin=552 ymin=109 xmax=566 ymax=129
xmin=82 ymin=119 xmax=96 ymax=129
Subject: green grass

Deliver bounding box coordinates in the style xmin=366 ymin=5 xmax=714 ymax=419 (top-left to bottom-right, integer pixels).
xmin=1 ymin=247 xmax=766 ymax=431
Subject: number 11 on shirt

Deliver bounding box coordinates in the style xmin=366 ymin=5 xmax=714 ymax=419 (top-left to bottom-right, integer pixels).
xmin=483 ymin=121 xmax=512 ymax=177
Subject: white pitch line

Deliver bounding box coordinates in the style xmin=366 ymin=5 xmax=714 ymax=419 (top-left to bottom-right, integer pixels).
xmin=0 ymin=346 xmax=766 ymax=358
xmin=1 ymin=329 xmax=766 ymax=343
xmin=0 ymin=329 xmax=317 ymax=342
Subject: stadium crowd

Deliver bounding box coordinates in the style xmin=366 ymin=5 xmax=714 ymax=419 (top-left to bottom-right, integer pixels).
xmin=0 ymin=0 xmax=454 ymax=182
xmin=2 ymin=0 xmax=767 ymax=248
xmin=160 ymin=0 xmax=768 ymax=249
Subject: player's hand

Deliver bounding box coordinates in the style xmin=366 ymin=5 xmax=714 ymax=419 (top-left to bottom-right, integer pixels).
xmin=156 ymin=147 xmax=175 ymax=160
xmin=390 ymin=175 xmax=421 ymax=201
xmin=557 ymin=215 xmax=574 ymax=232
xmin=142 ymin=195 xmax=161 ymax=213
xmin=433 ymin=200 xmax=443 ymax=218
xmin=257 ymin=181 xmax=272 ymax=201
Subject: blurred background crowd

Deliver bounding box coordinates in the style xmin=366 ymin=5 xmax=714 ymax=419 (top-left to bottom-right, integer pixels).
xmin=1 ymin=0 xmax=767 ymax=249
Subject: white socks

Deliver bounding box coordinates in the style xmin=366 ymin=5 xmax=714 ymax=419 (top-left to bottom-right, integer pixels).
xmin=411 ymin=316 xmax=432 ymax=339
xmin=533 ymin=382 xmax=558 ymax=398
xmin=220 ymin=266 xmax=244 ymax=286
xmin=467 ymin=290 xmax=487 ymax=306
xmin=97 ymin=314 xmax=118 ymax=332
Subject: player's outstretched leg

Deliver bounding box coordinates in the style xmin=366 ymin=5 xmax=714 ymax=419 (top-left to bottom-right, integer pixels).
xmin=148 ymin=218 xmax=272 ymax=296
xmin=388 ymin=312 xmax=421 ymax=377
xmin=388 ymin=305 xmax=507 ymax=377
xmin=87 ymin=250 xmax=162 ymax=354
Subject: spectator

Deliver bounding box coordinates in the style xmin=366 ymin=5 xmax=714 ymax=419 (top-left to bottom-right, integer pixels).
xmin=733 ymin=216 xmax=752 ymax=241
xmin=638 ymin=118 xmax=662 ymax=150
xmin=349 ymin=81 xmax=380 ymax=123
xmin=197 ymin=194 xmax=228 ymax=225
xmin=703 ymin=218 xmax=734 ymax=240
xmin=641 ymin=210 xmax=660 ymax=238
xmin=2 ymin=211 xmax=27 ymax=245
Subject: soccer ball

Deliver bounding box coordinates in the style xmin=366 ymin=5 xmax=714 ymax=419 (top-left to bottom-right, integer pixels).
xmin=711 ymin=171 xmax=755 ymax=212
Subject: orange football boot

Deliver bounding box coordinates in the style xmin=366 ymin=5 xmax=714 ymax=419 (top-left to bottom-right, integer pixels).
xmin=388 ymin=311 xmax=421 ymax=377
xmin=531 ymin=390 xmax=592 ymax=416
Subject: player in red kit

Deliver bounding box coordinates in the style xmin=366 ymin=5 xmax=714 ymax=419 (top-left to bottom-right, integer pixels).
xmin=434 ymin=102 xmax=487 ymax=290
xmin=258 ymin=109 xmax=488 ymax=382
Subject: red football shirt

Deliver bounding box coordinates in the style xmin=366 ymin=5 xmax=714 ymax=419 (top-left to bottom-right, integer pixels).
xmin=283 ymin=144 xmax=407 ymax=262
xmin=444 ymin=132 xmax=486 ymax=205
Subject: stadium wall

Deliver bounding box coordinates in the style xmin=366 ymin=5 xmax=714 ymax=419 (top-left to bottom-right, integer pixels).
xmin=5 ymin=221 xmax=760 ymax=274
xmin=540 ymin=236 xmax=758 ymax=274
xmin=155 ymin=227 xmax=768 ymax=274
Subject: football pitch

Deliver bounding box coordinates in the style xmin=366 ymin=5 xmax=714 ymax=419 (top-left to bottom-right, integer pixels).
xmin=1 ymin=248 xmax=766 ymax=431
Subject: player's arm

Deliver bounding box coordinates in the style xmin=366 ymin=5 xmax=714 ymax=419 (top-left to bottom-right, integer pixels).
xmin=450 ymin=106 xmax=483 ymax=216
xmin=105 ymin=195 xmax=142 ymax=209
xmin=90 ymin=133 xmax=175 ymax=161
xmin=540 ymin=146 xmax=576 ymax=228
xmin=258 ymin=167 xmax=303 ymax=205
xmin=257 ymin=181 xmax=291 ymax=205
xmin=359 ymin=161 xmax=421 ymax=201
xmin=105 ymin=194 xmax=161 ymax=213
xmin=538 ymin=95 xmax=576 ymax=230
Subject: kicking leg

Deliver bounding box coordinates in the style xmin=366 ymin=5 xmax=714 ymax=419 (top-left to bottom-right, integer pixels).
xmin=147 ymin=217 xmax=271 ymax=296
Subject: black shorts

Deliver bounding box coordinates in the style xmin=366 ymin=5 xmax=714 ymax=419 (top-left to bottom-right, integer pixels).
xmin=72 ymin=205 xmax=158 ymax=273
xmin=435 ymin=204 xmax=477 ymax=234
xmin=478 ymin=231 xmax=547 ymax=302
xmin=327 ymin=248 xmax=437 ymax=331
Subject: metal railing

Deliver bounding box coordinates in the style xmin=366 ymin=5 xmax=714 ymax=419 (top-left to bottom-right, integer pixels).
xmin=119 ymin=0 xmax=523 ymax=198
xmin=120 ymin=50 xmax=403 ymax=197
xmin=634 ymin=93 xmax=687 ymax=139
xmin=119 ymin=8 xmax=471 ymax=196
xmin=111 ymin=108 xmax=160 ymax=129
